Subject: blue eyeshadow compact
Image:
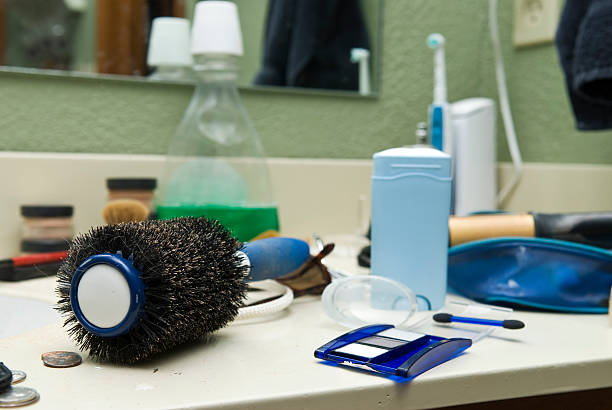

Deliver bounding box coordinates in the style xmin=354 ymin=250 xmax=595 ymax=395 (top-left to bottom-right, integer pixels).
xmin=315 ymin=324 xmax=471 ymax=380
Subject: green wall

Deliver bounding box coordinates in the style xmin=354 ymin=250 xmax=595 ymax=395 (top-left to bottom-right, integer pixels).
xmin=0 ymin=0 xmax=610 ymax=164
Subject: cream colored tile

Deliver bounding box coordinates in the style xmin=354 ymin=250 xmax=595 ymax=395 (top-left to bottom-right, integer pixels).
xmin=0 ymin=153 xmax=611 ymax=259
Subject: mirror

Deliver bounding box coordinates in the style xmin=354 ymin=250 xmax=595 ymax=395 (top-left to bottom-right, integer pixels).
xmin=0 ymin=0 xmax=382 ymax=96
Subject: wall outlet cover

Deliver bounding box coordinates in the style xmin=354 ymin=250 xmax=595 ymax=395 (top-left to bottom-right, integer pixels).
xmin=513 ymin=0 xmax=560 ymax=48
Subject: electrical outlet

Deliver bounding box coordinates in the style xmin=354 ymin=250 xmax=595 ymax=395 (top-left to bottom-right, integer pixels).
xmin=512 ymin=0 xmax=560 ymax=48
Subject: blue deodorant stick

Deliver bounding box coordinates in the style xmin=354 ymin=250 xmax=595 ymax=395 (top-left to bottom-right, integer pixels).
xmin=371 ymin=146 xmax=451 ymax=310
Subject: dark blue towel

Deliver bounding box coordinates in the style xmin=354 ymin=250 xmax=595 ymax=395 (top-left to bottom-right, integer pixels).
xmin=253 ymin=0 xmax=370 ymax=91
xmin=555 ymin=0 xmax=612 ymax=130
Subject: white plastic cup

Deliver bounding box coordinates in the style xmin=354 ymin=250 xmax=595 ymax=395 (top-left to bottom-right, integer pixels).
xmin=147 ymin=17 xmax=193 ymax=67
xmin=191 ymin=1 xmax=244 ymax=56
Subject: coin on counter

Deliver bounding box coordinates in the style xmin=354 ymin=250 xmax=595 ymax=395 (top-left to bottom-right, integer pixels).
xmin=41 ymin=351 xmax=82 ymax=368
xmin=9 ymin=371 xmax=25 ymax=385
xmin=0 ymin=386 xmax=40 ymax=407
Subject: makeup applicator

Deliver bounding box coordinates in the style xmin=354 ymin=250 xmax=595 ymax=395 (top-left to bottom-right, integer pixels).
xmin=433 ymin=313 xmax=525 ymax=329
xmin=101 ymin=199 xmax=149 ymax=225
xmin=56 ymin=217 xmax=309 ymax=364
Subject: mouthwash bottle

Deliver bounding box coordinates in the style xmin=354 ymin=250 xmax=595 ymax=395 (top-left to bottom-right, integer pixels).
xmin=157 ymin=1 xmax=279 ymax=241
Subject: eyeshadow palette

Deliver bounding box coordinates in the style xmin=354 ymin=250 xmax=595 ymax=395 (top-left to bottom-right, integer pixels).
xmin=315 ymin=324 xmax=471 ymax=379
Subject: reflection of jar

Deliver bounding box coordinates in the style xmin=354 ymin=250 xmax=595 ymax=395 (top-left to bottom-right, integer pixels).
xmin=20 ymin=205 xmax=74 ymax=254
xmin=106 ymin=178 xmax=157 ymax=211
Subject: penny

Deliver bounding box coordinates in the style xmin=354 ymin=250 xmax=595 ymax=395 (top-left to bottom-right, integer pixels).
xmin=9 ymin=372 xmax=25 ymax=385
xmin=0 ymin=386 xmax=39 ymax=407
xmin=41 ymin=351 xmax=82 ymax=368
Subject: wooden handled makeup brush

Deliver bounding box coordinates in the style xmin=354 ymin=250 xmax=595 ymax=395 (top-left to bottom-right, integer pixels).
xmin=359 ymin=211 xmax=612 ymax=268
xmin=101 ymin=199 xmax=149 ymax=225
xmin=449 ymin=211 xmax=612 ymax=248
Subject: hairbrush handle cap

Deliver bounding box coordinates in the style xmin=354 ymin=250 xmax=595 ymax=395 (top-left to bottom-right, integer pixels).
xmin=70 ymin=253 xmax=146 ymax=337
xmin=241 ymin=237 xmax=310 ymax=282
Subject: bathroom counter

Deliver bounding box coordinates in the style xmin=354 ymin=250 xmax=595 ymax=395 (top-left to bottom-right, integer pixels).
xmin=1 ymin=276 xmax=612 ymax=410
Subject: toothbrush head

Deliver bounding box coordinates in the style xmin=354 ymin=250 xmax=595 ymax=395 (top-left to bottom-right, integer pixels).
xmin=350 ymin=48 xmax=370 ymax=62
xmin=426 ymin=33 xmax=445 ymax=50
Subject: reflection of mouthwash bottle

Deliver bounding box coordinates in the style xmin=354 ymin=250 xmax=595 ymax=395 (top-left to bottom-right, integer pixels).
xmin=157 ymin=1 xmax=278 ymax=241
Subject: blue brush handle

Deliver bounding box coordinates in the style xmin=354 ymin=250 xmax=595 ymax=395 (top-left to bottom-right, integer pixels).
xmin=450 ymin=316 xmax=504 ymax=327
xmin=242 ymin=237 xmax=311 ymax=282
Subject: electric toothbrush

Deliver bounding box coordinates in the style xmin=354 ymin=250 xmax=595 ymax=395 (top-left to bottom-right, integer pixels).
xmin=427 ymin=33 xmax=452 ymax=156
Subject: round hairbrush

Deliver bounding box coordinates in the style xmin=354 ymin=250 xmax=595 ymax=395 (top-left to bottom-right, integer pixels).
xmin=56 ymin=217 xmax=309 ymax=364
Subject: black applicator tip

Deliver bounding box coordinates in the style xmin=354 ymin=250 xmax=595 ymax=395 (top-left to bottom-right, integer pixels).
xmin=432 ymin=313 xmax=452 ymax=323
xmin=502 ymin=319 xmax=525 ymax=329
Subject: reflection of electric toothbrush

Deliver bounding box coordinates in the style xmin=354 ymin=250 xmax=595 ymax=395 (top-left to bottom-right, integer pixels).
xmin=350 ymin=48 xmax=371 ymax=95
xmin=427 ymin=34 xmax=452 ymax=156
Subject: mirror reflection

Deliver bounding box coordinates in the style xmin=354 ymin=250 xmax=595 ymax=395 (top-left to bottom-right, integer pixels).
xmin=0 ymin=0 xmax=381 ymax=95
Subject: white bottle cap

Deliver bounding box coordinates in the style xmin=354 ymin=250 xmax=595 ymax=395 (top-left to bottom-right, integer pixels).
xmin=147 ymin=17 xmax=193 ymax=66
xmin=191 ymin=1 xmax=244 ymax=56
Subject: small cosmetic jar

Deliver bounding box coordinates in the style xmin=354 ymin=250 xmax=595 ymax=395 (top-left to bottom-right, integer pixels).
xmin=106 ymin=178 xmax=157 ymax=211
xmin=20 ymin=205 xmax=74 ymax=253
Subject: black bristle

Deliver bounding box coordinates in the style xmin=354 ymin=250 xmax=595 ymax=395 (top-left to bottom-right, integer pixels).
xmin=56 ymin=217 xmax=248 ymax=364
xmin=432 ymin=313 xmax=452 ymax=323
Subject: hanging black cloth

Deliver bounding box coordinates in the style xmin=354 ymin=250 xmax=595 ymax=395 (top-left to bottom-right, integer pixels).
xmin=555 ymin=0 xmax=612 ymax=130
xmin=253 ymin=0 xmax=370 ymax=91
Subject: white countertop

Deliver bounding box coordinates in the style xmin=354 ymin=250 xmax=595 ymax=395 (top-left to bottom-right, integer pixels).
xmin=1 ymin=276 xmax=612 ymax=410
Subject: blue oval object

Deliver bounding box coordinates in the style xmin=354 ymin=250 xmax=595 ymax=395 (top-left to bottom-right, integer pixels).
xmin=448 ymin=237 xmax=612 ymax=313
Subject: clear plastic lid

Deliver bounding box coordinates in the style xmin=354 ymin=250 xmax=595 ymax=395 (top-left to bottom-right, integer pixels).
xmin=322 ymin=275 xmax=418 ymax=329
xmin=321 ymin=274 xmax=513 ymax=343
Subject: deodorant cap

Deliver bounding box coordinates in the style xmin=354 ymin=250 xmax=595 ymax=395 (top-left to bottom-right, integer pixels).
xmin=373 ymin=146 xmax=451 ymax=179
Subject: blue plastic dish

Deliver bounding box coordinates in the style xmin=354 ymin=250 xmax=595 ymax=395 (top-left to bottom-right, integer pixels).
xmin=448 ymin=237 xmax=612 ymax=313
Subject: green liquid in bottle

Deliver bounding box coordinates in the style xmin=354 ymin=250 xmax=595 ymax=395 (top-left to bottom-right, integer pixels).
xmin=157 ymin=204 xmax=279 ymax=242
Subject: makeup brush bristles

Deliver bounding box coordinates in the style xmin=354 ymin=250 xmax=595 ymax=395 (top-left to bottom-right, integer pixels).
xmin=56 ymin=217 xmax=248 ymax=364
xmin=101 ymin=199 xmax=150 ymax=225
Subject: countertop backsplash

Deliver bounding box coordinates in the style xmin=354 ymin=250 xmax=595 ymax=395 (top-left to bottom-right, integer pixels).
xmin=1 ymin=151 xmax=612 ymax=259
